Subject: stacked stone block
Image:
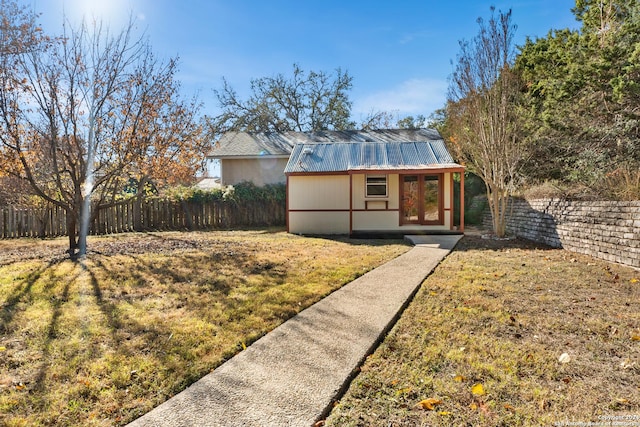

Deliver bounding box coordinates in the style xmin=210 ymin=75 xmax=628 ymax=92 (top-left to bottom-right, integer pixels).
xmin=483 ymin=198 xmax=640 ymax=269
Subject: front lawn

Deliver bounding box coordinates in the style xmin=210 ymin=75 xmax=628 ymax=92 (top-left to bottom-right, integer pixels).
xmin=0 ymin=230 xmax=409 ymax=426
xmin=325 ymin=234 xmax=640 ymax=426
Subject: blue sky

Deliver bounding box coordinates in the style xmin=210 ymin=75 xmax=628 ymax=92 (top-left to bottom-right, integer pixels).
xmin=28 ymin=0 xmax=580 ymax=122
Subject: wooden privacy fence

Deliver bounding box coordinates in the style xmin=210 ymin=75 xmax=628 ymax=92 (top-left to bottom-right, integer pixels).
xmin=0 ymin=199 xmax=286 ymax=239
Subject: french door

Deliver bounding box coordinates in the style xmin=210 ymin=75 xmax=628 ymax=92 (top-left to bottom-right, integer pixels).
xmin=401 ymin=174 xmax=443 ymax=225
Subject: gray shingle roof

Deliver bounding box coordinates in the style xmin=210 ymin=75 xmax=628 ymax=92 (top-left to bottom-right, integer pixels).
xmin=208 ymin=129 xmax=446 ymax=157
xmin=284 ymin=140 xmax=462 ymax=174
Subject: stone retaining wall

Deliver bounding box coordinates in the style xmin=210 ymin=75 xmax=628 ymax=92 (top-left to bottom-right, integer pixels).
xmin=483 ymin=198 xmax=640 ymax=269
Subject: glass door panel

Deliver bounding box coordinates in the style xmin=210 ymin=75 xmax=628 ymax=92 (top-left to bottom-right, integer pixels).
xmin=423 ymin=176 xmax=440 ymax=222
xmin=402 ymin=175 xmax=419 ymax=222
xmin=401 ymin=174 xmax=443 ymax=225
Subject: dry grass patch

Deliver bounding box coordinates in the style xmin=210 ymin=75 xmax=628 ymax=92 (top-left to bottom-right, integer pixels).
xmin=326 ymin=234 xmax=640 ymax=427
xmin=0 ymin=229 xmax=409 ymax=426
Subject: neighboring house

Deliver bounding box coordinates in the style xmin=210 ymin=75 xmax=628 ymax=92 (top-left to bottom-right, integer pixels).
xmin=195 ymin=176 xmax=222 ymax=190
xmin=209 ymin=129 xmax=465 ymax=235
xmin=207 ymin=132 xmax=294 ymax=187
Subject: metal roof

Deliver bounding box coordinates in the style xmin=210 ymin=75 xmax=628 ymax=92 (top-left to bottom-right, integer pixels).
xmin=284 ymin=140 xmax=463 ymax=174
xmin=208 ymin=129 xmax=446 ymax=157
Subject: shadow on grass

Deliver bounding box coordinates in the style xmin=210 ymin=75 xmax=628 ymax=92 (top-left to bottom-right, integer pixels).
xmin=0 ymin=231 xmax=408 ymax=426
xmin=307 ymin=235 xmax=410 ymax=248
xmin=33 ymin=269 xmax=79 ymax=393
xmin=0 ymin=258 xmax=65 ymax=335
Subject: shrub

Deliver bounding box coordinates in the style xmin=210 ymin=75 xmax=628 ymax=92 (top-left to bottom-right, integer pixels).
xmin=600 ymin=165 xmax=640 ymax=201
xmin=225 ymin=181 xmax=286 ymax=203
xmin=161 ymin=182 xmax=286 ymax=204
xmin=162 ymin=186 xmax=224 ymax=202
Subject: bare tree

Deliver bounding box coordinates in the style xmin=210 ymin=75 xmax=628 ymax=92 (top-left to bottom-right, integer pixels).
xmin=446 ymin=7 xmax=526 ymax=237
xmin=208 ymin=63 xmax=354 ymax=136
xmin=358 ymin=110 xmax=426 ymax=131
xmin=0 ymin=4 xmax=204 ymax=256
xmin=358 ymin=109 xmax=396 ymax=130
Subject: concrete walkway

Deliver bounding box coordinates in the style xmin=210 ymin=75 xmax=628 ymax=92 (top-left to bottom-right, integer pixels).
xmin=128 ymin=234 xmax=462 ymax=427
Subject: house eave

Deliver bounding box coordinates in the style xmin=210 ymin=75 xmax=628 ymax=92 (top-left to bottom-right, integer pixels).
xmin=207 ymin=154 xmax=291 ymax=160
xmin=285 ymin=165 xmax=465 ymax=176
xmin=347 ymin=165 xmax=465 ymax=174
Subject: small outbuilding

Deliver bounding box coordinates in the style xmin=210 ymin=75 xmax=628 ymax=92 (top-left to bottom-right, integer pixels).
xmin=284 ymin=131 xmax=465 ymax=236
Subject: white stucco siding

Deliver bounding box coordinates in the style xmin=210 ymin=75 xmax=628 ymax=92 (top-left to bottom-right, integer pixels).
xmin=287 ymin=171 xmax=458 ymax=235
xmin=443 ymin=172 xmax=452 ymax=229
xmin=351 ymin=213 xmax=451 ymax=231
xmin=351 ymin=211 xmax=397 ymax=230
xmin=288 ymin=175 xmax=350 ymax=210
xmin=288 ymin=211 xmax=350 ymax=234
xmin=444 ymin=172 xmax=452 ymax=210
xmin=287 ymin=175 xmax=350 ymax=235
xmin=220 ymin=158 xmax=288 ymax=186
xmin=351 ymin=174 xmax=399 ymax=210
xmin=352 ymin=172 xmax=453 ymax=232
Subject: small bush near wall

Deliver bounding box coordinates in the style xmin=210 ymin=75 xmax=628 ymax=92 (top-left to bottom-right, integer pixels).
xmin=483 ymin=198 xmax=640 ymax=269
xmin=454 ymin=172 xmax=486 ymax=226
xmin=228 ymin=182 xmax=286 ymax=203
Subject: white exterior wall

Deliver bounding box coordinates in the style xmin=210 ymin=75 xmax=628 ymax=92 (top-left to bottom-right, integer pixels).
xmin=220 ymin=157 xmax=288 ymax=186
xmin=288 ymin=212 xmax=350 ymax=234
xmin=288 ymin=175 xmax=350 ymax=234
xmin=351 ymin=174 xmax=399 ymax=210
xmin=443 ymin=172 xmax=452 ymax=229
xmin=288 ymin=172 xmax=457 ymax=235
xmin=352 ymin=173 xmax=397 ymax=231
xmin=352 ymin=172 xmax=453 ymax=232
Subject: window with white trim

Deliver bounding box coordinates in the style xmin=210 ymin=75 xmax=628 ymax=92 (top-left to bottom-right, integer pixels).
xmin=366 ymin=175 xmax=387 ymax=197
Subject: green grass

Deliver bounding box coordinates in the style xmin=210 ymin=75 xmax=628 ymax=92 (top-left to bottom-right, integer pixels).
xmin=325 ymin=233 xmax=640 ymax=426
xmin=0 ymin=230 xmax=409 ymax=426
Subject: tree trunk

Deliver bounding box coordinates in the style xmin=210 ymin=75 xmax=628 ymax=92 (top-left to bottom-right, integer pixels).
xmin=77 ymin=226 xmax=88 ymax=257
xmin=77 ymin=196 xmax=95 ymax=257
xmin=487 ymin=185 xmax=508 ymax=238
xmin=66 ymin=210 xmax=79 ymax=256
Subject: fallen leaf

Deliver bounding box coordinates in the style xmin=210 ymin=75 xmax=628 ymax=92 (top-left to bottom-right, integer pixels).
xmin=631 ymin=278 xmax=639 ymax=283
xmin=558 ymin=353 xmax=571 ymax=364
xmin=417 ymin=398 xmax=443 ymax=410
xmin=454 ymin=375 xmax=465 ymax=382
xmin=314 ymin=420 xmax=325 ymax=427
xmin=438 ymin=411 xmax=452 ymax=416
xmin=471 ymin=383 xmax=485 ymax=396
xmin=616 ymin=398 xmax=631 ymax=406
xmin=504 ymin=403 xmax=515 ymax=412
xmin=562 ymin=377 xmax=571 ymax=384
xmin=631 ymin=335 xmax=640 ymax=342
xmin=470 ymin=402 xmax=478 ymax=410
xmin=0 ymin=346 xmax=6 ymax=352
